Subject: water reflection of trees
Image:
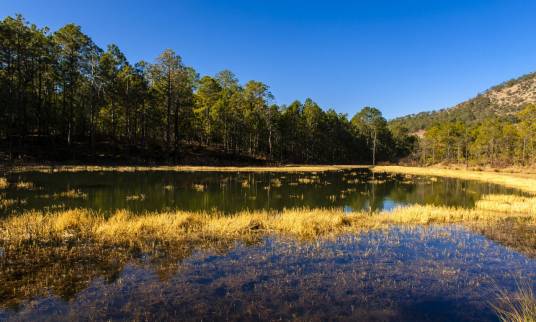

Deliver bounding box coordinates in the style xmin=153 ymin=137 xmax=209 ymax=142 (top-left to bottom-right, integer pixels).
xmin=3 ymin=171 xmax=525 ymax=215
xmin=1 ymin=224 xmax=535 ymax=318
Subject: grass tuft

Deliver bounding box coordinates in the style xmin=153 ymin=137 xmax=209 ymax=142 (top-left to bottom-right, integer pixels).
xmin=192 ymin=184 xmax=206 ymax=192
xmin=15 ymin=181 xmax=34 ymax=190
xmin=0 ymin=177 xmax=8 ymax=189
xmin=493 ymin=283 xmax=536 ymax=322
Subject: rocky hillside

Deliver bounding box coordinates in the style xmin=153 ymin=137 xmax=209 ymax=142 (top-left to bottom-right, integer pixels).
xmin=390 ymin=72 xmax=536 ymax=133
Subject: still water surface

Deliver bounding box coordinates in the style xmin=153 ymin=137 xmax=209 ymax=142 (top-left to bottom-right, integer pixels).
xmin=1 ymin=169 xmax=527 ymax=215
xmin=0 ymin=169 xmax=534 ymax=321
xmin=1 ymin=226 xmax=535 ymax=321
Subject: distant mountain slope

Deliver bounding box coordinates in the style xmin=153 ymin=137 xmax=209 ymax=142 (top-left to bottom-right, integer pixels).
xmin=389 ymin=71 xmax=536 ymax=133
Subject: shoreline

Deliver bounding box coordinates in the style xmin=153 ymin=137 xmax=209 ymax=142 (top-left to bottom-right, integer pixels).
xmin=5 ymin=164 xmax=370 ymax=173
xmin=6 ymin=163 xmax=536 ymax=194
xmin=372 ymin=166 xmax=536 ymax=194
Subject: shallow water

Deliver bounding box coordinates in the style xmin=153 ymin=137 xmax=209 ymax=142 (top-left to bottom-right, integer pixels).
xmin=1 ymin=169 xmax=534 ymax=321
xmin=1 ymin=169 xmax=526 ymax=215
xmin=1 ymin=226 xmax=535 ymax=321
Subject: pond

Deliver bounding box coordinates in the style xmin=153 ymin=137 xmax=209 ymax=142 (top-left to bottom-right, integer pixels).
xmin=0 ymin=169 xmax=527 ymax=215
xmin=0 ymin=168 xmax=534 ymax=321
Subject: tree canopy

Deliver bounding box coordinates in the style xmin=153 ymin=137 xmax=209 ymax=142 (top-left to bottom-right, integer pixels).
xmin=0 ymin=14 xmax=413 ymax=164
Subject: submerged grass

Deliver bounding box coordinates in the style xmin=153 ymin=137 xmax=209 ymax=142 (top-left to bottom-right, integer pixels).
xmin=1 ymin=194 xmax=535 ymax=247
xmin=373 ymin=166 xmax=536 ymax=194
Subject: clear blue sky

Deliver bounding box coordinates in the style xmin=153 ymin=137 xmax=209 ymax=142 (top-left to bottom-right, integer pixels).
xmin=2 ymin=0 xmax=536 ymax=119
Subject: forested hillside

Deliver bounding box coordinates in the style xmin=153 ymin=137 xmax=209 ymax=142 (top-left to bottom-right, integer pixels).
xmin=390 ymin=73 xmax=536 ymax=166
xmin=0 ymin=15 xmax=414 ymax=164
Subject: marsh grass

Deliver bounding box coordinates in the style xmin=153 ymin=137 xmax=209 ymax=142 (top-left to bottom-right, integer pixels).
xmin=126 ymin=194 xmax=146 ymax=201
xmin=0 ymin=177 xmax=8 ymax=189
xmin=477 ymin=195 xmax=536 ymax=214
xmin=0 ymin=198 xmax=17 ymax=209
xmin=50 ymin=189 xmax=88 ymax=199
xmin=14 ymin=181 xmax=34 ymax=190
xmin=192 ymin=184 xmax=206 ymax=192
xmin=2 ymin=194 xmax=535 ymax=248
xmin=270 ymin=178 xmax=282 ymax=187
xmin=297 ymin=177 xmax=319 ymax=184
xmin=373 ymin=166 xmax=536 ymax=194
xmin=493 ymin=282 xmax=536 ymax=322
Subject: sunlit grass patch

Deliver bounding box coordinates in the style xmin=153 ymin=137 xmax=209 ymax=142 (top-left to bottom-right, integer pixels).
xmin=2 ymin=193 xmax=536 ymax=247
xmin=192 ymin=184 xmax=206 ymax=192
xmin=297 ymin=177 xmax=319 ymax=184
xmin=52 ymin=189 xmax=88 ymax=199
xmin=270 ymin=178 xmax=282 ymax=187
xmin=493 ymin=283 xmax=536 ymax=322
xmin=0 ymin=177 xmax=8 ymax=189
xmin=0 ymin=198 xmax=16 ymax=209
xmin=15 ymin=181 xmax=34 ymax=190
xmin=367 ymin=179 xmax=386 ymax=184
xmin=373 ymin=166 xmax=536 ymax=194
xmin=476 ymin=195 xmax=536 ymax=215
xmin=126 ymin=194 xmax=146 ymax=201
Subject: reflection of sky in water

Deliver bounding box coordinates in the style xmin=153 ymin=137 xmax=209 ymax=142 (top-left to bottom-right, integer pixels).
xmin=2 ymin=226 xmax=535 ymax=321
xmin=383 ymin=198 xmax=400 ymax=211
xmin=344 ymin=198 xmax=400 ymax=212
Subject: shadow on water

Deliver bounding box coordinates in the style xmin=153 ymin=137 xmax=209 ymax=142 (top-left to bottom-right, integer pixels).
xmin=1 ymin=225 xmax=535 ymax=321
xmin=1 ymin=169 xmax=528 ymax=216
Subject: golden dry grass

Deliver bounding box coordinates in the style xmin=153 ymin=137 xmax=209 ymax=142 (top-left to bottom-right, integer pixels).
xmin=126 ymin=194 xmax=146 ymax=201
xmin=14 ymin=181 xmax=34 ymax=190
xmin=54 ymin=189 xmax=88 ymax=199
xmin=192 ymin=184 xmax=206 ymax=192
xmin=493 ymin=283 xmax=536 ymax=322
xmin=0 ymin=197 xmax=18 ymax=209
xmin=0 ymin=177 xmax=8 ymax=189
xmin=270 ymin=178 xmax=282 ymax=187
xmin=1 ymin=194 xmax=534 ymax=246
xmin=373 ymin=166 xmax=536 ymax=194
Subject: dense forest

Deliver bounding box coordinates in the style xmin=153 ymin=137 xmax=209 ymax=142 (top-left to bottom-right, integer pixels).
xmin=0 ymin=15 xmax=415 ymax=164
